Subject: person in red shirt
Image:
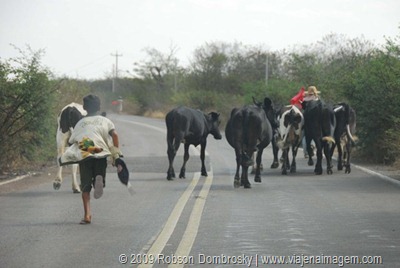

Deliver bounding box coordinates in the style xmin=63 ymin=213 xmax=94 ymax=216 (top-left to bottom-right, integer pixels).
xmin=290 ymin=87 xmax=305 ymax=109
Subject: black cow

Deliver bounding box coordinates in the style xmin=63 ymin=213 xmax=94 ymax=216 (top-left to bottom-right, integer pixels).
xmin=225 ymin=97 xmax=274 ymax=188
xmin=54 ymin=103 xmax=86 ymax=193
xmin=303 ymin=99 xmax=336 ymax=175
xmin=165 ymin=106 xmax=222 ymax=180
xmin=331 ymin=103 xmax=357 ymax=173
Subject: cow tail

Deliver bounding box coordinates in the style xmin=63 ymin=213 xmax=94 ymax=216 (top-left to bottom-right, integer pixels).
xmin=323 ymin=107 xmax=336 ymax=145
xmin=322 ymin=136 xmax=336 ymax=144
xmin=241 ymin=111 xmax=253 ymax=165
xmin=166 ymin=112 xmax=175 ymax=152
xmin=342 ymin=103 xmax=357 ymax=146
xmin=242 ymin=111 xmax=249 ymax=149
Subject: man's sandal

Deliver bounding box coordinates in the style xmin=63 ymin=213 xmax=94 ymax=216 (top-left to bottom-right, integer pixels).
xmin=79 ymin=217 xmax=91 ymax=225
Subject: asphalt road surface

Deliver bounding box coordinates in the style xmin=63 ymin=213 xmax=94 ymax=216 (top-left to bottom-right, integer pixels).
xmin=1 ymin=114 xmax=399 ymax=268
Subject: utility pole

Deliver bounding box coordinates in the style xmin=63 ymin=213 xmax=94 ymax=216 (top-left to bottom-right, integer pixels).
xmin=111 ymin=51 xmax=122 ymax=93
xmin=265 ymin=54 xmax=269 ymax=86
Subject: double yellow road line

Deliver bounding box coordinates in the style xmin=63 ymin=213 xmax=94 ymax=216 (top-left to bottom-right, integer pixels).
xmin=138 ymin=171 xmax=213 ymax=268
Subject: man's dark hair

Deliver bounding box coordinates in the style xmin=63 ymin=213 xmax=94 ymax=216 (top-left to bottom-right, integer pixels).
xmin=83 ymin=94 xmax=101 ymax=114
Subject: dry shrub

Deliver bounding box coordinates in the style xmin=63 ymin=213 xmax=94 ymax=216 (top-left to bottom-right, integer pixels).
xmin=143 ymin=110 xmax=166 ymax=119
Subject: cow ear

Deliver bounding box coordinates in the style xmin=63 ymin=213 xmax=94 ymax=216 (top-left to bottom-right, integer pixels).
xmin=209 ymin=112 xmax=220 ymax=120
xmin=252 ymin=96 xmax=262 ymax=107
xmin=264 ymin=97 xmax=272 ymax=109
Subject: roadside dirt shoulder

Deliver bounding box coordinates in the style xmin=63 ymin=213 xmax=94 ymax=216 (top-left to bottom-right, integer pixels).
xmin=0 ymin=166 xmax=59 ymax=195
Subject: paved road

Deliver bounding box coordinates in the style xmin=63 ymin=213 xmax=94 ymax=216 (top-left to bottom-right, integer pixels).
xmin=1 ymin=114 xmax=399 ymax=268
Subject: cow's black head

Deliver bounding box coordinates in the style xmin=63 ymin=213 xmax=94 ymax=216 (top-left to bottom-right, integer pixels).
xmin=207 ymin=112 xmax=222 ymax=140
xmin=253 ymin=96 xmax=279 ymax=129
xmin=59 ymin=106 xmax=84 ymax=133
xmin=262 ymin=97 xmax=279 ymax=129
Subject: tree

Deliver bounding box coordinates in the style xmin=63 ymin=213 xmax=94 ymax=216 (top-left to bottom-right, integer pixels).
xmin=133 ymin=45 xmax=181 ymax=91
xmin=0 ymin=46 xmax=56 ymax=172
xmin=131 ymin=45 xmax=183 ymax=110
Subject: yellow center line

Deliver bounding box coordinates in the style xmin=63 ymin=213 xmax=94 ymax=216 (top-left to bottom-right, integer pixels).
xmin=169 ymin=168 xmax=213 ymax=268
xmin=138 ymin=172 xmax=200 ymax=268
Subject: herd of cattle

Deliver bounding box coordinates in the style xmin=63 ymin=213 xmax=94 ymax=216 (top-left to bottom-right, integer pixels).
xmin=165 ymin=97 xmax=356 ymax=189
xmin=54 ymin=97 xmax=356 ymax=192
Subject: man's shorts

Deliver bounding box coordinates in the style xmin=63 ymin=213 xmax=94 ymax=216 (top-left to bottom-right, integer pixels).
xmin=79 ymin=158 xmax=107 ymax=192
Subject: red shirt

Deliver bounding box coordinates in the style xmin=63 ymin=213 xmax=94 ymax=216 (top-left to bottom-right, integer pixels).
xmin=290 ymin=87 xmax=305 ymax=109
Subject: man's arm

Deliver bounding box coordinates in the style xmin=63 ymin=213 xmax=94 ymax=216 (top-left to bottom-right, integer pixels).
xmin=110 ymin=129 xmax=119 ymax=148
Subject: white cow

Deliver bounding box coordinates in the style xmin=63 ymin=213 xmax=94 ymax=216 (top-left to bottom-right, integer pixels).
xmin=53 ymin=103 xmax=86 ymax=193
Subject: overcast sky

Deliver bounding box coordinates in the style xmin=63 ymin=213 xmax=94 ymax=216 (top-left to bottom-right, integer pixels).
xmin=1 ymin=0 xmax=399 ymax=80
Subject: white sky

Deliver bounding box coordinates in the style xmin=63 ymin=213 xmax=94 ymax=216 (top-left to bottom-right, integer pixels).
xmin=1 ymin=0 xmax=399 ymax=80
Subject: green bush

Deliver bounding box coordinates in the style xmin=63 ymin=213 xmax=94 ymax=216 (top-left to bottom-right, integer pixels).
xmin=0 ymin=47 xmax=56 ymax=172
xmin=348 ymin=45 xmax=400 ymax=164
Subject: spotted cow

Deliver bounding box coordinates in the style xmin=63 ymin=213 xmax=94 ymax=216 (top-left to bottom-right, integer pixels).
xmin=276 ymin=105 xmax=304 ymax=175
xmin=53 ymin=103 xmax=86 ymax=193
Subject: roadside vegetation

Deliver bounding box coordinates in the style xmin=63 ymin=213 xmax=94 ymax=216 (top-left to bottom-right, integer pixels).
xmin=1 ymin=31 xmax=399 ymax=175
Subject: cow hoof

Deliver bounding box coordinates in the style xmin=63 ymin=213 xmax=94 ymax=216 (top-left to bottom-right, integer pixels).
xmin=234 ymin=179 xmax=241 ymax=188
xmin=167 ymin=172 xmax=175 ymax=180
xmin=281 ymin=169 xmax=287 ymax=175
xmin=345 ymin=167 xmax=351 ymax=174
xmin=254 ymin=176 xmax=261 ymax=183
xmin=327 ymin=169 xmax=333 ymax=175
xmin=290 ymin=167 xmax=296 ymax=173
xmin=73 ymin=189 xmax=81 ymax=194
xmin=201 ymin=171 xmax=208 ymax=177
xmin=314 ymin=169 xmax=323 ymax=175
xmin=244 ymin=183 xmax=251 ymax=189
xmin=270 ymin=162 xmax=279 ymax=169
xmin=53 ymin=181 xmax=61 ymax=190
xmin=308 ymin=159 xmax=314 ymax=166
xmin=167 ymin=171 xmax=175 ymax=179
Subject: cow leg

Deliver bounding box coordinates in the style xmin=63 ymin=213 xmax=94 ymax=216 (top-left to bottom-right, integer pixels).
xmin=251 ymin=152 xmax=258 ymax=174
xmin=336 ymin=140 xmax=343 ymax=171
xmin=241 ymin=165 xmax=251 ymax=188
xmin=54 ymin=165 xmax=63 ymax=190
xmin=54 ymin=143 xmax=65 ymax=190
xmin=167 ymin=136 xmax=180 ymax=180
xmin=270 ymin=138 xmax=280 ymax=168
xmin=200 ymin=141 xmax=208 ymax=177
xmin=71 ymin=164 xmax=81 ymax=193
xmin=179 ymin=143 xmax=190 ymax=179
xmin=254 ymin=149 xmax=263 ymax=182
xmin=281 ymin=148 xmax=289 ymax=175
xmin=314 ymin=140 xmax=323 ymax=175
xmin=290 ymin=144 xmax=299 ymax=173
xmin=345 ymin=140 xmax=352 ymax=174
xmin=234 ymin=149 xmax=241 ymax=188
xmin=323 ymin=141 xmax=333 ymax=175
xmin=306 ymin=136 xmax=314 ymax=166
